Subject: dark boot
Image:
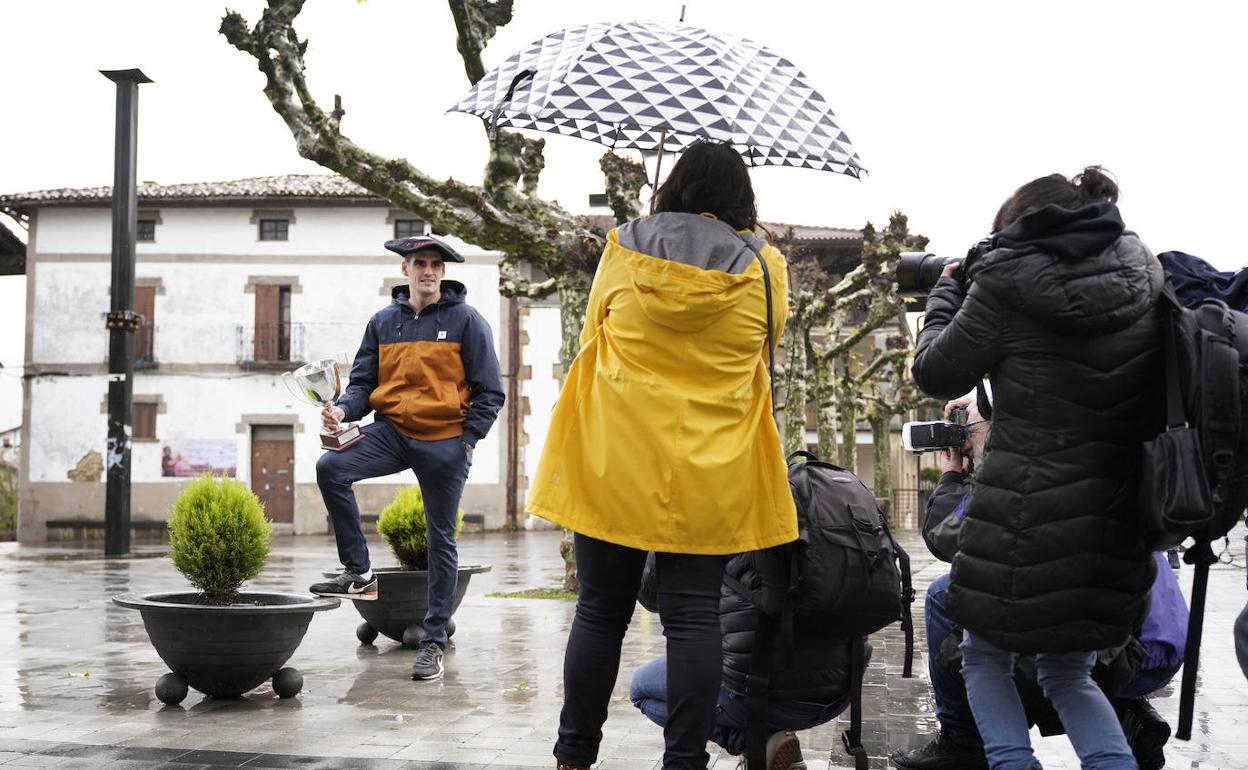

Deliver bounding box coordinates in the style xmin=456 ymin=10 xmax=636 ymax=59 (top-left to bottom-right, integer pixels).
xmin=1118 ymin=698 xmax=1170 ymax=770
xmin=889 ymin=732 xmax=988 ymax=770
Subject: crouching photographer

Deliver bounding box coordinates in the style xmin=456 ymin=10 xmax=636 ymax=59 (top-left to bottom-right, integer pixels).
xmin=909 ymin=166 xmax=1166 ymax=770
xmin=891 ymin=397 xmax=1188 ymax=770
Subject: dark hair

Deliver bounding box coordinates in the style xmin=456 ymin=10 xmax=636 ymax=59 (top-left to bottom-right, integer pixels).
xmin=992 ymin=165 xmax=1120 ymax=232
xmin=650 ymin=141 xmax=758 ymax=232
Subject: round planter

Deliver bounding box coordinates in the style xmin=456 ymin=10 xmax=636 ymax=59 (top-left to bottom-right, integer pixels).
xmin=113 ymin=592 xmax=339 ymax=703
xmin=338 ymin=565 xmax=490 ymax=647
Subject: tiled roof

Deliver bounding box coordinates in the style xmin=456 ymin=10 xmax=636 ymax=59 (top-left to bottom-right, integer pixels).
xmin=769 ymin=222 xmax=862 ymax=243
xmin=0 ymin=175 xmax=863 ymax=244
xmin=582 ymin=214 xmax=860 ymax=243
xmin=0 ymin=174 xmax=386 ymax=209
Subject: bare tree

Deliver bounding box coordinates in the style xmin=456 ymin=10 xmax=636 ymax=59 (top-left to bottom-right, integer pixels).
xmin=221 ymin=0 xmax=647 ymax=590
xmin=779 ymin=213 xmax=933 ymax=520
xmin=816 ymin=214 xmax=933 ymax=512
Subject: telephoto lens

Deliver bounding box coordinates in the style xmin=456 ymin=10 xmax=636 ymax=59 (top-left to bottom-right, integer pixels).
xmin=896 ymin=252 xmax=958 ymax=297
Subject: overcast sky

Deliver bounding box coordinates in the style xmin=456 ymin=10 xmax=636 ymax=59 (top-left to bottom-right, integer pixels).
xmin=2 ymin=0 xmax=1246 ymax=429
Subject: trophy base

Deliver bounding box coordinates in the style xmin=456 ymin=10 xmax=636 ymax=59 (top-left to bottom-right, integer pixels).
xmin=321 ymin=424 xmax=365 ymax=452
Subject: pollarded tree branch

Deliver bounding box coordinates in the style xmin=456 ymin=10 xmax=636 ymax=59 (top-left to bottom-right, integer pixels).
xmin=599 ymin=151 xmax=648 ymax=224
xmin=220 ymin=0 xmax=603 ymax=283
xmin=448 ymin=0 xmax=514 ymax=86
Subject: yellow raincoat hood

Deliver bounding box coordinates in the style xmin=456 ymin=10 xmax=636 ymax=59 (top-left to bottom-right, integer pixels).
xmin=526 ymin=213 xmax=798 ymax=555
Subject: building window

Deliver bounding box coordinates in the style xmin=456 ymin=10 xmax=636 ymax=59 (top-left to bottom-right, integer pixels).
xmin=394 ymin=219 xmax=426 ymax=239
xmin=259 ymin=219 xmax=289 ymax=242
xmin=133 ymin=402 xmax=158 ymax=440
xmin=137 ymin=219 xmax=156 ymax=242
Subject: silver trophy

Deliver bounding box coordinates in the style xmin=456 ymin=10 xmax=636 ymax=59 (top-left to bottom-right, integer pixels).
xmin=281 ymin=356 xmax=365 ymax=451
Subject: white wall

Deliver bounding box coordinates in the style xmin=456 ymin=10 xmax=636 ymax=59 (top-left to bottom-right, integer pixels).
xmin=28 ymin=355 xmax=502 ymax=489
xmin=521 ymin=306 xmax=562 ymax=508
xmin=28 ymin=204 xmax=506 ymax=488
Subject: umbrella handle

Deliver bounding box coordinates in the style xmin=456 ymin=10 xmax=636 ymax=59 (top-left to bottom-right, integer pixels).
xmin=489 ymin=69 xmax=536 ymax=140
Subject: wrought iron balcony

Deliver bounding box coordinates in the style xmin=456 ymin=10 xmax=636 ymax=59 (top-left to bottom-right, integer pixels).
xmin=236 ymin=323 xmax=305 ymax=366
xmin=102 ymin=324 xmax=158 ymax=368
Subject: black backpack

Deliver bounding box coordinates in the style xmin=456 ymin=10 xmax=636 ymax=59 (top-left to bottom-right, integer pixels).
xmin=1139 ymin=282 xmax=1248 ymax=739
xmin=726 ymin=452 xmax=915 ymax=770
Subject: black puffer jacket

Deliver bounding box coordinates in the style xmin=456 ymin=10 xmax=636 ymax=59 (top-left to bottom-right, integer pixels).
xmin=719 ymin=553 xmax=860 ymax=702
xmin=912 ymin=203 xmax=1162 ymax=654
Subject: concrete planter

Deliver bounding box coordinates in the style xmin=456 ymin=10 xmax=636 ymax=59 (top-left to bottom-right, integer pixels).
xmin=340 ymin=565 xmax=491 ymax=647
xmin=113 ymin=592 xmax=339 ymax=704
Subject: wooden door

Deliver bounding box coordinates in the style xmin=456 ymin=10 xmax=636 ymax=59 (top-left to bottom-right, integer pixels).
xmin=250 ymin=426 xmax=294 ymax=523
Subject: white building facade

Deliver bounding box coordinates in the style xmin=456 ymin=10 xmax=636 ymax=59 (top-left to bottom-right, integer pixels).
xmin=2 ymin=173 xmax=921 ymax=541
xmin=2 ymin=175 xmax=565 ymax=542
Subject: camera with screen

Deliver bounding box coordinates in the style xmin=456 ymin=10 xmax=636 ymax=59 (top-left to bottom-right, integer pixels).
xmin=902 ymin=407 xmax=971 ymax=454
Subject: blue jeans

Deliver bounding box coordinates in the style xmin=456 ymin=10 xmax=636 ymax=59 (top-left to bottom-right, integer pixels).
xmin=926 ymin=574 xmax=1177 ymax=748
xmin=960 ymin=630 xmax=1136 ymax=770
xmin=315 ymin=418 xmax=470 ymax=648
xmin=630 ymin=657 xmax=849 ymax=755
xmin=925 ymin=574 xmax=981 ymax=747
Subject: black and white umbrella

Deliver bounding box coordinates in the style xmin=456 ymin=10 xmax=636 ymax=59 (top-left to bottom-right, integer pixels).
xmin=448 ymin=19 xmax=865 ymax=178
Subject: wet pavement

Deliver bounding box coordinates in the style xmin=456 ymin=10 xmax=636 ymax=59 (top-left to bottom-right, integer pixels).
xmin=0 ymin=526 xmax=1245 ymax=769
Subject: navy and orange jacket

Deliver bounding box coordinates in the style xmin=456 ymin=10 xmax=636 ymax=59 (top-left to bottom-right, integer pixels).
xmin=335 ymin=281 xmax=504 ymax=445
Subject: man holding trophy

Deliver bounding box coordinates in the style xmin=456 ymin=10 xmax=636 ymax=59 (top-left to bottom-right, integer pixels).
xmin=306 ymin=234 xmax=504 ymax=681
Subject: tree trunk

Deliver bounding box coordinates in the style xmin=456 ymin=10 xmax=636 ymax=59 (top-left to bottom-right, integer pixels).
xmin=783 ymin=326 xmax=808 ymax=455
xmin=557 ymin=273 xmax=592 ymax=374
xmin=554 ymin=273 xmax=592 ymax=593
xmin=870 ymin=413 xmax=893 ymax=523
xmin=836 ymin=369 xmax=857 ymax=472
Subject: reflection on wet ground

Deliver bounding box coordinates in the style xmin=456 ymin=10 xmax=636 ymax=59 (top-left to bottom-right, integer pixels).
xmin=0 ymin=527 xmax=1244 ymax=768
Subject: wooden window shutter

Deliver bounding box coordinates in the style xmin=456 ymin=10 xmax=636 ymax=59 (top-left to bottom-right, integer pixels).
xmin=255 ymin=285 xmax=280 ymax=361
xmin=133 ymin=402 xmax=157 ymax=439
xmin=134 ymin=286 xmax=156 ymax=362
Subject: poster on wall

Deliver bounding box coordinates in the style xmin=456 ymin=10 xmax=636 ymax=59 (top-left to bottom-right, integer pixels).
xmin=161 ymin=439 xmax=238 ymax=478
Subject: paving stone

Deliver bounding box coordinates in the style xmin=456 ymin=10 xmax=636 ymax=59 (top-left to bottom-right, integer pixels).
xmin=0 ymin=527 xmax=1244 ymax=769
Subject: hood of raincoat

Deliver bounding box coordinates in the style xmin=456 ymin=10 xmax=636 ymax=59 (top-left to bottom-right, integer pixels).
xmin=617 ymin=212 xmax=769 ymax=333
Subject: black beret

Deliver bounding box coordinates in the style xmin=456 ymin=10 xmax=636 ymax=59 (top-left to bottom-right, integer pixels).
xmin=383 ymin=235 xmax=465 ymax=263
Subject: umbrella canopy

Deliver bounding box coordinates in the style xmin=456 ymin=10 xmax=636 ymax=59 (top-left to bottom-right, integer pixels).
xmin=449 ymin=20 xmax=865 ymax=177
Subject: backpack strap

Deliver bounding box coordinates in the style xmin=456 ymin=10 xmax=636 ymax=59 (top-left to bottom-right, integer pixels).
xmin=895 ymin=542 xmax=916 ymax=679
xmin=1176 ymin=539 xmax=1218 ymax=740
xmin=1196 ymin=317 xmax=1240 ymax=513
xmin=841 ymin=637 xmax=869 ymax=770
xmin=1160 ymin=292 xmax=1187 ymax=431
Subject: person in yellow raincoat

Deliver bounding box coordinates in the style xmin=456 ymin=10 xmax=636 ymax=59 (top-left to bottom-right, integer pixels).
xmin=527 ymin=141 xmax=797 ymax=770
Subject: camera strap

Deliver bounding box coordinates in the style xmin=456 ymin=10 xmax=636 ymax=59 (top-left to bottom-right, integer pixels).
xmin=976 ymin=380 xmax=993 ymax=420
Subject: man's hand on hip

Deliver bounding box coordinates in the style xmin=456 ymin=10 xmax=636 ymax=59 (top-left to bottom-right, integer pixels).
xmin=322 ymin=405 xmax=346 ymax=433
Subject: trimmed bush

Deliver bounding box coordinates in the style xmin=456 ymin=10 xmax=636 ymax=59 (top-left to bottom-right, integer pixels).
xmin=377 ymin=486 xmax=463 ymax=571
xmin=0 ymin=464 xmax=16 ymax=533
xmin=919 ymin=466 xmax=943 ymax=485
xmin=168 ymin=475 xmax=271 ymax=601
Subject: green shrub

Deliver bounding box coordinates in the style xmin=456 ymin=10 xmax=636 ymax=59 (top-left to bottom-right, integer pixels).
xmin=377 ymin=486 xmax=463 ymax=571
xmin=919 ymin=466 xmax=943 ymax=485
xmin=168 ymin=475 xmax=271 ymax=600
xmin=0 ymin=464 xmax=16 ymax=533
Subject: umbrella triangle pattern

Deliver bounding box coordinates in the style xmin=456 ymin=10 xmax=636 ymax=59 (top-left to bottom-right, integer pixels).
xmin=448 ymin=19 xmax=865 ymax=177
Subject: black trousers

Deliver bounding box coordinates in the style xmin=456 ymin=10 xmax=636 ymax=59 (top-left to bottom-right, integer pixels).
xmin=555 ymin=533 xmax=728 ymax=770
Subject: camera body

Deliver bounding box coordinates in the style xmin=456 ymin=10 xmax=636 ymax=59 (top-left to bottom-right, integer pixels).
xmin=901 ymin=406 xmax=971 ymax=455
xmin=896 ymin=236 xmax=995 ymax=298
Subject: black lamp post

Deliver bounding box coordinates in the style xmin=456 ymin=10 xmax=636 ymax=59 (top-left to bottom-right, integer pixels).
xmin=101 ymin=68 xmax=153 ymax=556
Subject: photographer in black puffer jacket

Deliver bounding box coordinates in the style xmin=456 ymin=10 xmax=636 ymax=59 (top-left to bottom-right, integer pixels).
xmin=912 ymin=167 xmax=1164 ymax=770
xmin=630 ymin=553 xmax=863 ymax=770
